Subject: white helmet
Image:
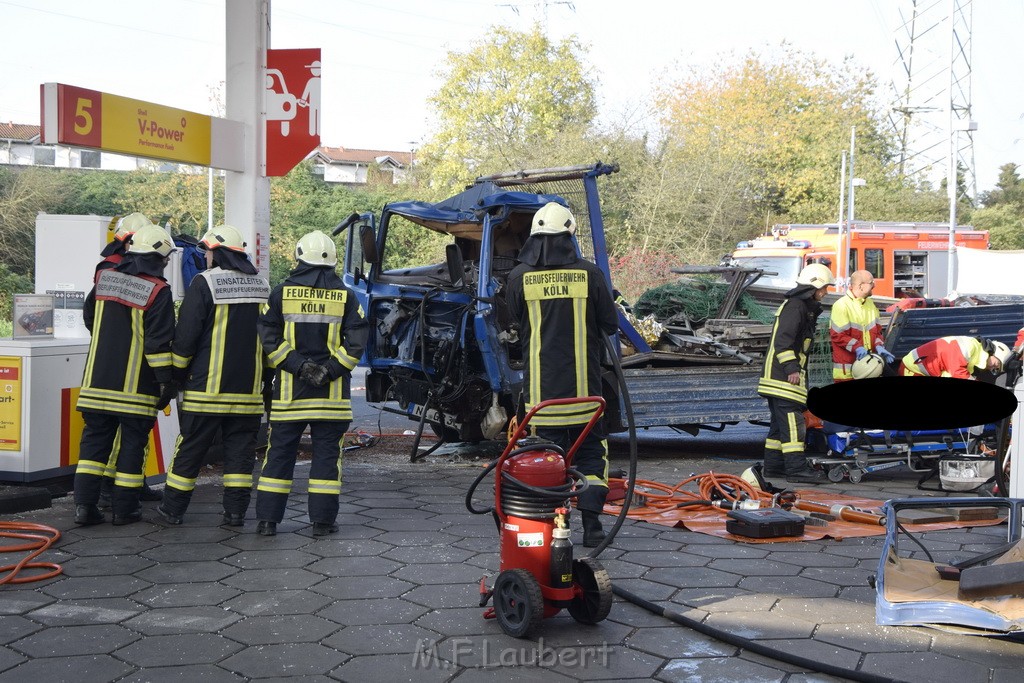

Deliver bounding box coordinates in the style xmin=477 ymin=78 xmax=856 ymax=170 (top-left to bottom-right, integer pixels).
xmin=988 ymin=340 xmax=1013 ymax=370
xmin=295 ymin=230 xmax=337 ymax=266
xmin=852 ymin=353 xmax=885 ymax=380
xmin=113 ymin=212 xmax=151 ymax=241
xmin=796 ymin=263 xmax=835 ymax=288
xmin=531 ymin=202 xmax=576 ymax=236
xmin=201 ymin=224 xmax=247 ymax=253
xmin=127 ymin=224 xmax=175 ymax=257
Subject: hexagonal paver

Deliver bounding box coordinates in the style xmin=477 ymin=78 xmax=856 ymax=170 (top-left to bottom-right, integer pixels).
xmin=0 ymin=654 xmax=133 ymax=682
xmin=40 ymin=575 xmax=152 ymax=600
xmin=861 ymin=651 xmax=991 ymax=682
xmin=317 ymin=597 xmax=429 ymax=626
xmin=323 ymin=623 xmax=442 ymax=655
xmin=222 ymin=589 xmax=334 ymax=617
xmin=331 ymin=652 xmax=450 ymax=682
xmin=10 ymin=624 xmax=139 ymax=658
xmin=771 ymin=597 xmax=875 ymax=624
xmin=625 ymin=626 xmax=737 ymax=659
xmin=311 ymin=575 xmax=415 ymax=600
xmin=703 ymin=611 xmax=816 ymax=640
xmin=374 ymin=531 xmax=460 ymax=547
xmin=383 ymin=545 xmax=477 ymax=564
xmin=61 ymin=554 xmax=156 ymax=577
xmin=305 ymin=555 xmax=403 ymax=577
xmin=0 ymin=616 xmax=40 ymax=646
xmin=220 ymin=549 xmax=318 ymax=569
xmin=670 ymin=589 xmax=778 ymax=613
xmin=133 ymin=582 xmax=242 ymax=608
xmin=115 ymin=633 xmax=243 ymax=667
xmin=814 ymin=622 xmax=933 ymax=652
xmin=141 ymin=543 xmax=237 ymax=563
xmin=146 ymin=525 xmax=238 ymax=544
xmin=549 ymin=642 xmax=662 ymax=680
xmin=645 ymin=566 xmax=745 ymax=590
xmin=302 ymin=538 xmax=394 ymax=558
xmin=658 ymin=655 xmax=787 ymax=683
xmin=58 ymin=535 xmax=159 ymax=557
xmin=221 ymin=615 xmax=339 ymax=644
xmin=736 ymin=575 xmax=839 ymax=598
xmin=618 ymin=551 xmax=710 ymax=568
xmin=134 ymin=560 xmax=240 ymax=584
xmin=0 ymin=592 xmax=54 ymax=616
xmin=402 ymin=584 xmax=483 ymax=610
xmin=392 ymin=562 xmax=486 ymax=585
xmin=0 ymin=647 xmax=26 ymax=675
xmin=123 ymin=606 xmax=244 ymax=635
xmin=27 ymin=598 xmax=144 ymax=626
xmin=221 ymin=568 xmax=325 ymax=591
xmin=220 ymin=643 xmax=348 ymax=678
xmin=116 ymin=663 xmax=247 ymax=682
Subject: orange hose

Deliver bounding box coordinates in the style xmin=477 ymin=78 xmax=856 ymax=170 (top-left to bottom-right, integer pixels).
xmin=0 ymin=522 xmax=63 ymax=585
xmin=610 ymin=472 xmax=772 ymax=517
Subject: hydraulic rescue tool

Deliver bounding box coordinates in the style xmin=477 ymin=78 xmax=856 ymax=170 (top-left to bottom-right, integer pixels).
xmin=466 ymin=396 xmax=613 ymax=638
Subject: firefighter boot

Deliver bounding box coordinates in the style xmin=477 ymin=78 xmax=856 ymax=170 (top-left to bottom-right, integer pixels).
xmin=98 ymin=477 xmax=115 ymax=510
xmin=784 ymin=453 xmax=825 ymax=484
xmin=222 ymin=488 xmax=251 ymax=527
xmin=111 ymin=485 xmax=144 ymax=525
xmin=75 ymin=504 xmax=105 ymax=526
xmin=156 ymin=487 xmax=190 ymax=525
xmin=581 ymin=511 xmax=606 ymax=548
xmin=256 ymin=521 xmax=277 ymax=536
xmin=762 ymin=450 xmax=785 ymax=478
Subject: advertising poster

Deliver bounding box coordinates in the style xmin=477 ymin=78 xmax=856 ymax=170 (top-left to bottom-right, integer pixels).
xmin=0 ymin=358 xmax=22 ymax=451
xmin=13 ymin=294 xmax=54 ymax=338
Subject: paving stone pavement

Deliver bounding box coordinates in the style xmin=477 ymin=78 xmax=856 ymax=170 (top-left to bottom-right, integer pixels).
xmin=2 ymin=449 xmax=1023 ymax=682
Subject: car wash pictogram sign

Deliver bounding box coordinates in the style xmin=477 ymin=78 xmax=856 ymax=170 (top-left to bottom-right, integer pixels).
xmin=265 ymin=48 xmax=321 ymax=177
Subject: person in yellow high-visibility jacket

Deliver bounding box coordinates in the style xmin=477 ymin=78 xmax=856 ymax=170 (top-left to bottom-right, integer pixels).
xmin=829 ymin=270 xmax=894 ymax=382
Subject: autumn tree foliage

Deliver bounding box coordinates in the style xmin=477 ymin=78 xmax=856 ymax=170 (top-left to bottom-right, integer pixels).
xmin=626 ymin=46 xmax=899 ymax=265
xmin=417 ymin=24 xmax=598 ymax=192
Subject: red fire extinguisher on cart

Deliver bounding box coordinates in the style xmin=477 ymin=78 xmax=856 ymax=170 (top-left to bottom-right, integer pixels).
xmin=466 ymin=397 xmax=613 ymax=638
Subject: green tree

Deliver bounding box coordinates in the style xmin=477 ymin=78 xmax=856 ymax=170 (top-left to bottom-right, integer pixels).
xmin=0 ymin=166 xmax=68 ymax=277
xmin=634 ymin=46 xmax=900 ymax=265
xmin=979 ymin=163 xmax=1024 ymax=209
xmin=418 ymin=24 xmax=597 ymax=191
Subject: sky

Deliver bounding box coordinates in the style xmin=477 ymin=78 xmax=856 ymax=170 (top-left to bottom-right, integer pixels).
xmin=2 ymin=0 xmax=1022 ymax=193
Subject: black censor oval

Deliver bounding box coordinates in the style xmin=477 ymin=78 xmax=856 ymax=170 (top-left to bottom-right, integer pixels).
xmin=807 ymin=376 xmax=1017 ymax=431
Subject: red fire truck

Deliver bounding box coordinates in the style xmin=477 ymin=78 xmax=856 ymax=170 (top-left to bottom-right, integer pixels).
xmin=729 ymin=222 xmax=990 ymax=298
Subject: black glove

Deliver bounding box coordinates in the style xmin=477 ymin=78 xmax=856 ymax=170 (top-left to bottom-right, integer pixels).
xmin=298 ymin=360 xmax=329 ymax=387
xmin=155 ymin=382 xmax=178 ymax=411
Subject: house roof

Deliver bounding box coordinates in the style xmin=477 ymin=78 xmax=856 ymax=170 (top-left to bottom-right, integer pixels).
xmin=317 ymin=146 xmax=412 ymax=167
xmin=0 ymin=122 xmax=41 ymax=142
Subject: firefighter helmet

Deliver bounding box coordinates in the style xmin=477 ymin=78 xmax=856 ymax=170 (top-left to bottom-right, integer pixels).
xmin=531 ymin=202 xmax=576 ymax=236
xmin=114 ymin=212 xmax=151 ymax=241
xmin=201 ymin=224 xmax=247 ymax=253
xmin=988 ymin=340 xmax=1013 ymax=370
xmin=852 ymin=353 xmax=885 ymax=379
xmin=295 ymin=230 xmax=337 ymax=266
xmin=127 ymin=224 xmax=175 ymax=257
xmin=795 ymin=263 xmax=835 ymax=288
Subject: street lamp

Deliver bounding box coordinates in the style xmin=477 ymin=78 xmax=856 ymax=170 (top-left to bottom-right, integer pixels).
xmin=947 ymin=119 xmax=978 ymax=294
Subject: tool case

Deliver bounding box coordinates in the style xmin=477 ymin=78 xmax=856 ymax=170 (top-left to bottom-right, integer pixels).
xmin=726 ymin=508 xmax=805 ymax=538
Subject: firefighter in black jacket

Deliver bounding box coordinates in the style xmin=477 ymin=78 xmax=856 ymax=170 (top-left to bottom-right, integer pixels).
xmin=756 ymin=262 xmax=833 ymax=484
xmin=94 ymin=212 xmax=164 ymax=505
xmin=506 ymin=202 xmax=620 ymax=547
xmin=254 ymin=230 xmax=368 ymax=536
xmin=74 ymin=224 xmax=178 ymax=526
xmin=157 ymin=225 xmax=270 ymax=526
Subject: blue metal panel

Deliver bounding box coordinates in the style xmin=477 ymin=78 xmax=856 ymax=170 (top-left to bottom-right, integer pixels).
xmin=884 ymin=304 xmax=1024 ymax=358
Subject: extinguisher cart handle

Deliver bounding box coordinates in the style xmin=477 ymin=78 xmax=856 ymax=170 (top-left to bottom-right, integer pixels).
xmin=507 ymin=396 xmax=606 ymax=468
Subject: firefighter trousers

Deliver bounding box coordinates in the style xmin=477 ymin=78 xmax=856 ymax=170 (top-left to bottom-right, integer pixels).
xmin=162 ymin=413 xmax=262 ymax=517
xmin=537 ymin=425 xmax=609 ymax=514
xmin=763 ymin=396 xmax=809 ymax=476
xmin=74 ymin=411 xmax=154 ymax=516
xmin=255 ymin=420 xmax=348 ymax=525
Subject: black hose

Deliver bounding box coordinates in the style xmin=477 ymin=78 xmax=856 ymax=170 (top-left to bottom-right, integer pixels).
xmin=591 ymin=335 xmax=902 ymax=683
xmin=465 ymin=444 xmax=569 ymax=515
xmin=611 ymin=583 xmax=904 ymax=683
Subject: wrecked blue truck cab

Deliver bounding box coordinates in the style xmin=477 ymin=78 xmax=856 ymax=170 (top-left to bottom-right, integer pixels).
xmin=339 ymin=169 xmax=615 ymax=443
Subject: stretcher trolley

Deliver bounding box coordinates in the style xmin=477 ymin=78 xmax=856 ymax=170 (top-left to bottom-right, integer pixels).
xmin=806 ymin=422 xmax=997 ymax=485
